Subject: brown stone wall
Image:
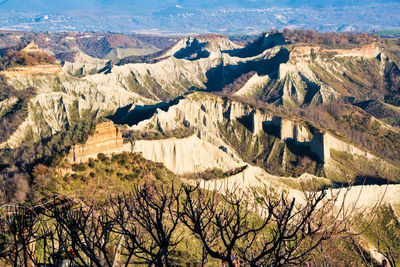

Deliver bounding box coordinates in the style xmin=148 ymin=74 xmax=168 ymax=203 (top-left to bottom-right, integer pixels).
xmin=67 ymin=120 xmax=124 ymax=163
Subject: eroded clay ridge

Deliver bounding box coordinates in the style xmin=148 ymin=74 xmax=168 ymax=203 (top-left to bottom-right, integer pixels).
xmin=67 ymin=120 xmax=124 ymax=163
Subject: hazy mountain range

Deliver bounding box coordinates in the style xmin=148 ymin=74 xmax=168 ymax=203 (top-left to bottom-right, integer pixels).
xmin=0 ymin=0 xmax=399 ymax=33
xmin=0 ymin=0 xmax=397 ymax=11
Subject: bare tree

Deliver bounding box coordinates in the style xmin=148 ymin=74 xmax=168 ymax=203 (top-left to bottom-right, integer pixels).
xmin=48 ymin=199 xmax=122 ymax=267
xmin=178 ymin=184 xmax=269 ymax=267
xmin=115 ymin=183 xmax=183 ymax=266
xmin=0 ymin=181 xmax=385 ymax=266
xmin=238 ymin=187 xmax=358 ymax=266
xmin=178 ymin=184 xmax=367 ymax=267
xmin=0 ymin=205 xmax=40 ymax=267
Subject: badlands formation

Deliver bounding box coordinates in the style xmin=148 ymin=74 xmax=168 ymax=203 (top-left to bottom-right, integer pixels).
xmin=2 ymin=33 xmax=400 ymax=213
xmin=1 ymin=34 xmax=391 ymax=148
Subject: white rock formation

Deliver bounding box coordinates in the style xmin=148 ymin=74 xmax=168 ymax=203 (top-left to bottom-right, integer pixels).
xmin=234 ymin=73 xmax=270 ymax=97
xmin=322 ymin=132 xmax=375 ymax=161
xmin=61 ymin=51 xmax=109 ymax=76
xmin=132 ymin=135 xmax=243 ymax=174
xmin=280 ymin=118 xmax=311 ymax=142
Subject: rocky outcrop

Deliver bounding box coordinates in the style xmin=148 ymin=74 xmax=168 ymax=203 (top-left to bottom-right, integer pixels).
xmin=130 ymin=93 xmax=271 ymax=149
xmin=160 ymin=36 xmax=242 ymax=59
xmin=0 ymin=97 xmax=18 ymax=115
xmin=288 ymin=44 xmax=381 ymax=60
xmin=279 ymin=118 xmax=311 ymax=142
xmin=0 ymin=37 xmax=394 ymax=169
xmin=322 ymin=132 xmax=374 ymax=160
xmin=1 ymin=71 xmax=144 ymax=148
xmin=332 ymin=44 xmax=381 ymax=58
xmin=67 ymin=120 xmax=124 ymax=163
xmin=193 ymin=165 xmax=279 ymax=192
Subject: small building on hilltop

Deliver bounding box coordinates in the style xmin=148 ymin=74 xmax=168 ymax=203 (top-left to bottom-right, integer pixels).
xmin=67 ymin=120 xmax=124 ymax=163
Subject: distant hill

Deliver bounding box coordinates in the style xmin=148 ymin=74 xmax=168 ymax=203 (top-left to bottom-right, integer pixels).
xmin=0 ymin=32 xmax=178 ymax=59
xmin=0 ymin=0 xmax=397 ymax=11
xmin=0 ymin=0 xmax=398 ymax=34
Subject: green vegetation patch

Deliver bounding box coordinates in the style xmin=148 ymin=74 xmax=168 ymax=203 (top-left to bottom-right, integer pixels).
xmin=359 ymin=205 xmax=400 ymax=266
xmin=123 ymin=125 xmax=195 ymax=142
xmin=181 ymin=165 xmax=248 ymax=181
xmin=125 ymin=74 xmax=157 ymax=100
xmin=218 ymin=120 xmax=324 ymax=178
xmin=57 ymin=152 xmax=176 ymax=201
xmin=0 ymin=116 xmax=97 ymax=173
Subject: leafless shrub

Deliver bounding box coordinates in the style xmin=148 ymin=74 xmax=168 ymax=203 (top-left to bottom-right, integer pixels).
xmin=0 ymin=169 xmax=30 ymax=204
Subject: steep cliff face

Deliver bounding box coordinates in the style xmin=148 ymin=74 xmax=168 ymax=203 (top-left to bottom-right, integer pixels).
xmin=277 ymin=45 xmax=377 ymax=106
xmin=0 ymin=37 xmax=250 ymax=147
xmin=274 ymin=44 xmax=387 ymax=106
xmin=234 ymin=73 xmax=270 ymax=97
xmin=132 ymin=135 xmax=243 ymax=174
xmin=125 ymin=94 xmax=268 ymax=174
xmin=129 ymin=92 xmax=376 ymax=163
xmin=67 ymin=120 xmax=124 ymax=163
xmin=278 ymin=118 xmax=312 ymax=142
xmin=322 ymin=132 xmax=374 ymax=160
xmin=1 ymin=71 xmax=145 ymax=148
xmin=160 ymin=36 xmax=242 ymax=59
xmin=263 ymin=116 xmax=374 ymax=163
